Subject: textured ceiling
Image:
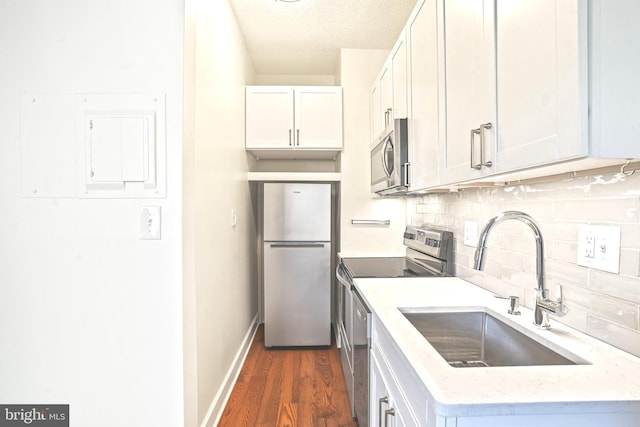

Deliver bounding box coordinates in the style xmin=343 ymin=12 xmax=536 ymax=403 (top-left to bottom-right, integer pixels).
xmin=228 ymin=0 xmax=418 ymax=75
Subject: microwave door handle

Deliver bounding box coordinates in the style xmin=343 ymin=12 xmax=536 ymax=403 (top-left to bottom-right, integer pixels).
xmin=381 ymin=137 xmax=393 ymax=177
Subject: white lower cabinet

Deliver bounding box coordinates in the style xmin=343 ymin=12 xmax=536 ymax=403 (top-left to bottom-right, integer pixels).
xmin=371 ymin=317 xmax=424 ymax=427
xmin=370 ymin=353 xmax=415 ymax=427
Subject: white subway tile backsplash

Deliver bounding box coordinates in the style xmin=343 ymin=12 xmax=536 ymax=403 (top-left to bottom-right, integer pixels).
xmin=554 ymin=198 xmax=639 ymax=223
xmin=563 ymin=285 xmax=637 ymax=329
xmin=408 ymin=169 xmax=640 ymax=356
xmin=548 ymin=239 xmax=578 ymax=264
xmin=588 ymin=315 xmax=640 ymax=357
xmin=544 ymin=259 xmax=589 ymax=286
xmin=590 ymin=270 xmax=640 ymax=304
xmin=619 ymin=249 xmax=640 ymax=277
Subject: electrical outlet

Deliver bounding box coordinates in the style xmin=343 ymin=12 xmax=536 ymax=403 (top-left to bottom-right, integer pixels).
xmin=584 ymin=233 xmax=595 ymax=258
xmin=463 ymin=221 xmax=478 ymax=247
xmin=577 ymin=224 xmax=620 ymax=273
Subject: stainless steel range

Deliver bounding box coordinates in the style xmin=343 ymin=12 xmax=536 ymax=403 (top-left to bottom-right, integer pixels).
xmin=336 ymin=225 xmax=454 ymax=427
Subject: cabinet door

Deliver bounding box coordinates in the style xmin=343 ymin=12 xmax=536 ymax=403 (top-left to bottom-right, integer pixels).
xmin=245 ymin=86 xmax=294 ymax=149
xmin=371 ymin=82 xmax=383 ymax=143
xmin=442 ymin=0 xmax=496 ymax=184
xmin=495 ymin=0 xmax=585 ymax=172
xmin=407 ymin=0 xmax=440 ymax=191
xmin=370 ymin=357 xmax=395 ymax=427
xmin=380 ymin=64 xmax=393 ymax=130
xmin=294 ymin=87 xmax=343 ymax=149
xmin=391 ymin=35 xmax=408 ymax=120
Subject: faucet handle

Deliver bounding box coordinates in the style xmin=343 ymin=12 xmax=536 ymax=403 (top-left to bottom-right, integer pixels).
xmin=555 ymin=283 xmax=569 ymax=316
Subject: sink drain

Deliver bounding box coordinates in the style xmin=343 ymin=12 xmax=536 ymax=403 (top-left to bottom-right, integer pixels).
xmin=448 ymin=360 xmax=490 ymax=368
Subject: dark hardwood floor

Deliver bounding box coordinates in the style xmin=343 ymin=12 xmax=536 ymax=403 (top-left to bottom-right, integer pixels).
xmin=218 ymin=325 xmax=357 ymax=427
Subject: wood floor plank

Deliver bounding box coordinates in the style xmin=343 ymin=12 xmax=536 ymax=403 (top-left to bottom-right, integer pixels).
xmin=218 ymin=325 xmax=357 ymax=427
xmin=276 ymin=402 xmax=298 ymax=427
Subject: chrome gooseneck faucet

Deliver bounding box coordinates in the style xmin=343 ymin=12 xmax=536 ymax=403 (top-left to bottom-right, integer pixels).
xmin=473 ymin=211 xmax=568 ymax=329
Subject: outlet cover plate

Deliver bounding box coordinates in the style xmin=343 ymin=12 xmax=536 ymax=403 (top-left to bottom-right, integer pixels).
xmin=463 ymin=221 xmax=479 ymax=247
xmin=577 ymin=224 xmax=620 ymax=273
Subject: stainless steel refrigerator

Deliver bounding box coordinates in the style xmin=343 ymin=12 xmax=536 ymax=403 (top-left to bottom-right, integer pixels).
xmin=263 ymin=182 xmax=331 ymax=347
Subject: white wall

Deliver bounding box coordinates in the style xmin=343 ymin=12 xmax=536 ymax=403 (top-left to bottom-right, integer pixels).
xmin=407 ymin=170 xmax=640 ymax=357
xmin=255 ymin=74 xmax=336 ymax=86
xmin=0 ymin=1 xmax=184 ymax=426
xmin=183 ymin=0 xmax=259 ymax=425
xmin=339 ymin=49 xmax=407 ymax=255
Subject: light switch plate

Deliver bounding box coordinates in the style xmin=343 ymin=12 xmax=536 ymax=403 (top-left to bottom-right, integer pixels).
xmin=463 ymin=221 xmax=479 ymax=247
xmin=577 ymin=224 xmax=620 ymax=273
xmin=140 ymin=206 xmax=161 ymax=240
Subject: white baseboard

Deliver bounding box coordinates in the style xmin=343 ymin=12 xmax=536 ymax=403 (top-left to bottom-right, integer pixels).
xmin=201 ymin=313 xmax=260 ymax=427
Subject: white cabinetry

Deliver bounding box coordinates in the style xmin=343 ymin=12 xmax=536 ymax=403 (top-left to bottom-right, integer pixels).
xmin=407 ymin=0 xmax=440 ymax=191
xmin=245 ymin=86 xmax=343 ymax=159
xmin=370 ymin=34 xmax=409 ymax=143
xmin=370 ymin=316 xmax=425 ymax=426
xmin=494 ymin=0 xmax=585 ymax=173
xmin=391 ymin=36 xmax=408 ymax=121
xmin=441 ymin=0 xmax=583 ymax=184
xmin=441 ymin=0 xmax=496 ymax=184
xmin=371 ymin=355 xmax=408 ymax=427
xmin=440 ymin=0 xmax=640 ymax=187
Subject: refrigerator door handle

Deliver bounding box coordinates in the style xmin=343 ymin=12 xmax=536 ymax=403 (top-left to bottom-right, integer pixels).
xmin=269 ymin=242 xmax=326 ymax=248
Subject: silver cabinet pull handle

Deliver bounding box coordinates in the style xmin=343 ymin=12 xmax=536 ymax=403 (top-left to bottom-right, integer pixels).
xmin=296 ymin=129 xmax=300 ymax=146
xmin=351 ymin=219 xmax=390 ymax=225
xmin=403 ymin=162 xmax=410 ymax=187
xmin=269 ymin=242 xmax=325 ymax=248
xmin=378 ymin=396 xmax=389 ymax=427
xmin=289 ymin=129 xmax=292 ymax=146
xmin=470 ymin=128 xmax=481 ymax=170
xmin=384 ymin=408 xmax=396 ymax=427
xmin=479 ymin=122 xmax=493 ymax=167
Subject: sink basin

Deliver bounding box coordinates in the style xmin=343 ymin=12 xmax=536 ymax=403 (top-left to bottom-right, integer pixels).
xmin=401 ymin=310 xmax=588 ymax=368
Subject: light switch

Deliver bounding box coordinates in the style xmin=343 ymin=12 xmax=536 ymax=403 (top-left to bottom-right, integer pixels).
xmin=140 ymin=206 xmax=161 ymax=240
xmin=231 ymin=208 xmax=237 ymax=228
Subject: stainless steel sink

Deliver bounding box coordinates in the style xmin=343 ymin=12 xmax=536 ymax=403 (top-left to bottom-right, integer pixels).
xmin=401 ymin=310 xmax=588 ymax=368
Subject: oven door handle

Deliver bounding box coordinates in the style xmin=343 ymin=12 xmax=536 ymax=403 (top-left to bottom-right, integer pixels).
xmin=336 ymin=263 xmax=353 ymax=290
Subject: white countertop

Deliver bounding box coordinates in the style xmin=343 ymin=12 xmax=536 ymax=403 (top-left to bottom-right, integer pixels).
xmin=354 ymin=277 xmax=640 ymax=417
xmin=338 ymin=251 xmax=406 ymax=259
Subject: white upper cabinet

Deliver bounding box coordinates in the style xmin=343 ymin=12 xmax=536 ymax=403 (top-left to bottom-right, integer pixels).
xmin=407 ymin=0 xmax=440 ymax=191
xmin=246 ymin=86 xmax=343 ymax=159
xmin=391 ymin=36 xmax=408 ymax=121
xmin=370 ymin=82 xmax=382 ymax=144
xmin=371 ymin=0 xmax=640 ymax=193
xmin=370 ymin=33 xmax=409 ymax=143
xmin=441 ymin=0 xmax=496 ymax=184
xmin=294 ymin=87 xmax=343 ymax=149
xmin=439 ymin=0 xmax=640 ymax=186
xmin=494 ymin=0 xmax=585 ymax=173
xmin=370 ymin=66 xmax=390 ymax=141
xmin=245 ymin=86 xmax=294 ymax=150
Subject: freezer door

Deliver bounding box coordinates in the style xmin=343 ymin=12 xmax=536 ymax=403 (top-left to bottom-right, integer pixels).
xmin=264 ymin=242 xmax=331 ymax=347
xmin=263 ymin=183 xmax=331 ymax=242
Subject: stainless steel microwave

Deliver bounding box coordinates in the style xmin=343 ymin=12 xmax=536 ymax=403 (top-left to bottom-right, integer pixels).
xmin=371 ymin=118 xmax=409 ymax=195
